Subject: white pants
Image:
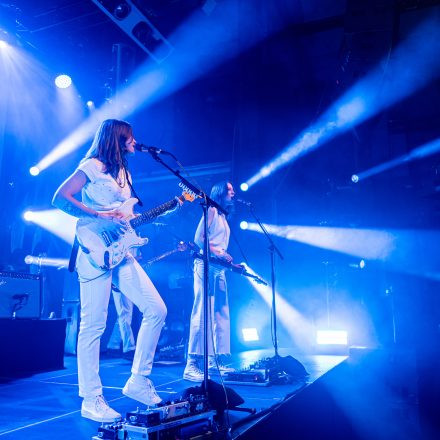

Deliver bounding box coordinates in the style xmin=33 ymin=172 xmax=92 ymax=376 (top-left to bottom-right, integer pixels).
xmin=187 ymin=261 xmax=230 ymax=356
xmin=76 ymin=251 xmax=166 ymax=399
xmin=107 ymin=288 xmax=135 ymax=353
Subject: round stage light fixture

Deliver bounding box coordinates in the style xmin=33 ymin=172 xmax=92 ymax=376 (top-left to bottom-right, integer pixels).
xmin=23 ymin=211 xmax=34 ymax=221
xmin=55 ymin=74 xmax=72 ymax=89
xmin=114 ymin=2 xmax=131 ymax=20
xmin=240 ymin=182 xmax=249 ymax=192
xmin=29 ymin=166 xmax=40 ymax=176
xmin=351 ymin=174 xmax=359 ymax=183
xmin=240 ymin=221 xmax=249 ymax=230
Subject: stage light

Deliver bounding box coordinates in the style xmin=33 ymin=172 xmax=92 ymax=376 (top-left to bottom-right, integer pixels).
xmin=86 ymin=100 xmax=94 ymax=108
xmin=351 ymin=174 xmax=359 ymax=183
xmin=240 ymin=221 xmax=248 ymax=230
xmin=359 ymin=259 xmax=366 ymax=269
xmin=114 ymin=2 xmax=131 ymax=20
xmin=24 ymin=255 xmax=69 ymax=269
xmin=55 ymin=74 xmax=72 ymax=89
xmin=23 ymin=211 xmax=34 ymax=221
xmin=242 ymin=328 xmax=259 ymax=342
xmin=316 ymin=330 xmax=348 ymax=345
xmin=240 ymin=183 xmax=248 ymax=192
xmin=29 ymin=166 xmax=40 ymax=176
xmin=0 ymin=40 xmax=8 ymax=49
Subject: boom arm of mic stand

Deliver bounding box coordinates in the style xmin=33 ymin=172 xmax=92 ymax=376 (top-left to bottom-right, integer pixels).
xmin=249 ymin=206 xmax=284 ymax=260
xmin=149 ymin=153 xmax=227 ymax=215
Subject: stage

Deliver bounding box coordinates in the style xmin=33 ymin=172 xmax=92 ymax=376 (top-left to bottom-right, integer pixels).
xmin=0 ymin=348 xmax=343 ymax=439
xmin=0 ymin=345 xmax=427 ymax=439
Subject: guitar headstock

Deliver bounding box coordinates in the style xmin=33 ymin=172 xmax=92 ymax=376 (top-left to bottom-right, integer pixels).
xmin=180 ymin=191 xmax=196 ymax=203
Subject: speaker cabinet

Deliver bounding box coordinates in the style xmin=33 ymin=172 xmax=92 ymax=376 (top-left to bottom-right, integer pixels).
xmin=0 ymin=271 xmax=41 ymax=319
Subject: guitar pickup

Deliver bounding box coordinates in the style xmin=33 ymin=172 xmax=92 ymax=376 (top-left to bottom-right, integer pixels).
xmin=101 ymin=231 xmax=112 ymax=247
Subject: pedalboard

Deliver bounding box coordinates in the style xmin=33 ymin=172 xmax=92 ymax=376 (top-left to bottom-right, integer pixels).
xmin=92 ymin=395 xmax=216 ymax=440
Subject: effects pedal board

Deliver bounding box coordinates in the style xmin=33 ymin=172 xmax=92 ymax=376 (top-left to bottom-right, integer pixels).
xmin=223 ymin=358 xmax=293 ymax=386
xmin=92 ymin=396 xmax=216 ymax=440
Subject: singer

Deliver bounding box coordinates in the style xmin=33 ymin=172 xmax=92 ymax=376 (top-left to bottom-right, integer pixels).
xmin=183 ymin=181 xmax=237 ymax=381
xmin=52 ymin=119 xmax=167 ymax=422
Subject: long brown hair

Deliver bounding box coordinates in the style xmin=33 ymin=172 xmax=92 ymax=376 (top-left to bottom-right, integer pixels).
xmin=84 ymin=119 xmax=133 ymax=178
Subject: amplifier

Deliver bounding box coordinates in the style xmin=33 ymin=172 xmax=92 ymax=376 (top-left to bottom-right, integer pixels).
xmin=0 ymin=271 xmax=41 ymax=318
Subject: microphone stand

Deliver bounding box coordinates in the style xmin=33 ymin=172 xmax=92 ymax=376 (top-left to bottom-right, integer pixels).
xmin=145 ymin=151 xmax=227 ymax=399
xmin=247 ymin=204 xmax=287 ymax=378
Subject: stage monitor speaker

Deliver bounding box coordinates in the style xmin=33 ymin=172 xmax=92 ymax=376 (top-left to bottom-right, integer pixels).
xmin=0 ymin=271 xmax=41 ymax=319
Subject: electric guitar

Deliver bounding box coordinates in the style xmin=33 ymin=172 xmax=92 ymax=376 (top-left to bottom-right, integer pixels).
xmin=76 ymin=193 xmax=194 ymax=270
xmin=201 ymin=255 xmax=268 ymax=285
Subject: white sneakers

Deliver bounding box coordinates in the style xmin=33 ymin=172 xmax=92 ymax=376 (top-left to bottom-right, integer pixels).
xmin=81 ymin=395 xmax=121 ymax=423
xmin=122 ymin=374 xmax=162 ymax=406
xmin=183 ymin=362 xmax=205 ymax=382
xmin=208 ymin=356 xmax=235 ymax=373
xmin=81 ymin=376 xmax=161 ymax=422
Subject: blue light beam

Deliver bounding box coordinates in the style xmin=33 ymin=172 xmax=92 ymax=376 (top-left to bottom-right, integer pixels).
xmin=354 ymin=137 xmax=440 ymax=182
xmin=245 ymin=16 xmax=440 ymax=188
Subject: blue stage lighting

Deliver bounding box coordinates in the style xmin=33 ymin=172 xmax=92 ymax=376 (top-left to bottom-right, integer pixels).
xmin=86 ymin=100 xmax=94 ymax=108
xmin=242 ymin=328 xmax=259 ymax=342
xmin=55 ymin=74 xmax=72 ymax=89
xmin=316 ymin=330 xmax=348 ymax=345
xmin=243 ymin=17 xmax=440 ymax=189
xmin=240 ymin=221 xmax=249 ymax=230
xmin=359 ymin=259 xmax=366 ymax=269
xmin=351 ymin=174 xmax=359 ymax=183
xmin=29 ymin=166 xmax=40 ymax=176
xmin=0 ymin=40 xmax=9 ymax=49
xmin=240 ymin=182 xmax=249 ymax=192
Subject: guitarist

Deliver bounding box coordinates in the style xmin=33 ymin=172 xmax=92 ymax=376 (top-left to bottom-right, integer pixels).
xmin=53 ymin=119 xmax=170 ymax=422
xmin=183 ymin=181 xmax=236 ymax=382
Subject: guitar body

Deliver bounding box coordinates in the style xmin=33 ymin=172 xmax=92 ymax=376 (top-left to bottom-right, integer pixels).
xmin=76 ymin=198 xmax=148 ymax=270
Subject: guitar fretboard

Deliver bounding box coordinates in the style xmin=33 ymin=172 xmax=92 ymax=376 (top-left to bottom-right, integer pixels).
xmin=130 ymin=197 xmax=180 ymax=229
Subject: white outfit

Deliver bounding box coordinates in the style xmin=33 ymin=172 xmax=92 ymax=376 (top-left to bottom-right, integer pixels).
xmin=107 ymin=287 xmax=135 ymax=353
xmin=75 ymin=158 xmax=166 ymax=399
xmin=188 ymin=207 xmax=231 ymax=356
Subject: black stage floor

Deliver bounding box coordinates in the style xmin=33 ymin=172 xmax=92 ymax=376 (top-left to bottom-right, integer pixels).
xmin=0 ymin=348 xmax=345 ymax=439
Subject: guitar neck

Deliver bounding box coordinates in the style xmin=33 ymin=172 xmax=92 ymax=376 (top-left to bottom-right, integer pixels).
xmin=130 ymin=196 xmax=181 ymax=229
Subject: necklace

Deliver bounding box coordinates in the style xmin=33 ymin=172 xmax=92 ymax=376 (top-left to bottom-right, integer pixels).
xmin=116 ymin=167 xmax=126 ymax=188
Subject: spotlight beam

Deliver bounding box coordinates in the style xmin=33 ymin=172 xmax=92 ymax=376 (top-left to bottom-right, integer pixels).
xmin=34 ymin=0 xmax=289 ymax=172
xmin=355 ymin=137 xmax=440 ymax=182
xmin=245 ymin=16 xmax=440 ymax=188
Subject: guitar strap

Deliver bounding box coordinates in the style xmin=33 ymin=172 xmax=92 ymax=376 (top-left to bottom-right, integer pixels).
xmin=125 ymin=167 xmax=143 ymax=207
xmin=68 ymin=236 xmax=80 ymax=272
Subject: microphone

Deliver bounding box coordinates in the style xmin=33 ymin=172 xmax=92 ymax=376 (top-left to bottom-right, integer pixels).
xmin=235 ymin=198 xmax=252 ymax=207
xmin=135 ymin=143 xmax=168 ymax=155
